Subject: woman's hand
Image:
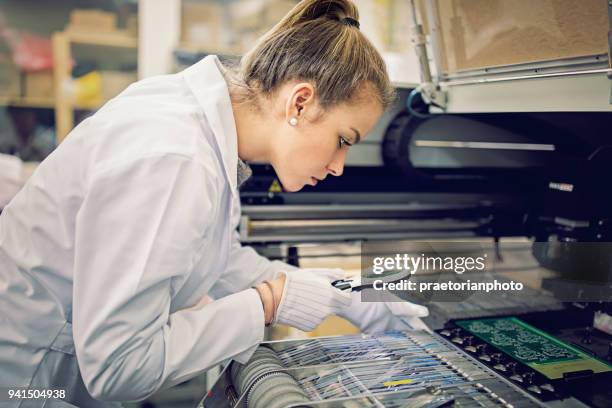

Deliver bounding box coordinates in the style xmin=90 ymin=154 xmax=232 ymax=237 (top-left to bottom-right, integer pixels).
xmin=273 ymin=269 xmax=351 ymax=331
xmin=337 ymin=290 xmax=429 ymax=333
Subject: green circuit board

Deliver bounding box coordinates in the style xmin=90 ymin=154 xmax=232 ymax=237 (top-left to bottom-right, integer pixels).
xmin=455 ymin=317 xmax=612 ymax=379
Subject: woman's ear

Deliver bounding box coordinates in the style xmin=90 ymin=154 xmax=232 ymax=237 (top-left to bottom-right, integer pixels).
xmin=285 ymin=82 xmax=315 ymax=123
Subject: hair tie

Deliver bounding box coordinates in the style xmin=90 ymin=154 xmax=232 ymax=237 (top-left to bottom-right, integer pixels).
xmin=341 ymin=17 xmax=360 ymax=29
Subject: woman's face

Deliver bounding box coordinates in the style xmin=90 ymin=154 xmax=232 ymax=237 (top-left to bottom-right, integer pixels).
xmin=271 ymin=83 xmax=383 ymax=192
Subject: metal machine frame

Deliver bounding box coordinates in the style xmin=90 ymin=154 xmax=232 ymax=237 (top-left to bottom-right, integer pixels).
xmin=412 ymin=0 xmax=612 ymax=113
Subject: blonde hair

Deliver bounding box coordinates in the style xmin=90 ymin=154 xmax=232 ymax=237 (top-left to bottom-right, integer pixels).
xmin=237 ymin=0 xmax=395 ymax=111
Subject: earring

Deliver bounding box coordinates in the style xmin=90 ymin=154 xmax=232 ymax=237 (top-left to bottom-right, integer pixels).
xmin=289 ymin=117 xmax=298 ymax=126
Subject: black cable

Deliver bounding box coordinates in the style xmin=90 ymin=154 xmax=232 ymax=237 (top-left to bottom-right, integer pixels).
xmin=406 ymin=88 xmax=434 ymax=119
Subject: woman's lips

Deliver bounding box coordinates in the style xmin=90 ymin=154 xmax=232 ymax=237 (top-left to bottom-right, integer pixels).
xmin=310 ymin=177 xmax=318 ymax=186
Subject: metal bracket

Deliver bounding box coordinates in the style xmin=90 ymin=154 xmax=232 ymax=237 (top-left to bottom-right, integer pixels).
xmin=420 ymin=81 xmax=447 ymax=108
xmin=409 ymin=0 xmax=447 ymax=110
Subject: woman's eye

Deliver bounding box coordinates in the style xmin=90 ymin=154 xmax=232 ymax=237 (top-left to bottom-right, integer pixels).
xmin=339 ymin=137 xmax=352 ymax=149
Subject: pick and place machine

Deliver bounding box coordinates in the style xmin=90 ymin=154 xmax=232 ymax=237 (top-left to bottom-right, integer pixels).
xmin=201 ymin=1 xmax=612 ymax=407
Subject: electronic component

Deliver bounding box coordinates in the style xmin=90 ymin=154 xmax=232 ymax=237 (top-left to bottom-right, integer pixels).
xmin=438 ymin=316 xmax=612 ymax=407
xmin=455 ymin=317 xmax=611 ymax=380
xmin=201 ymin=331 xmax=543 ymax=408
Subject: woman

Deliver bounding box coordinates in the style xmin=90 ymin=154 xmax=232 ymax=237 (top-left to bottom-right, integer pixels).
xmin=0 ymin=1 xmax=427 ymax=406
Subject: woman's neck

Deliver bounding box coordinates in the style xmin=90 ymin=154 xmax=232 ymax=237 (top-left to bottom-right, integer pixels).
xmin=230 ymin=88 xmax=275 ymax=164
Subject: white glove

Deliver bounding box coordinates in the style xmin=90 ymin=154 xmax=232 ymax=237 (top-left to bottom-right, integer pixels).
xmin=281 ymin=267 xmax=345 ymax=280
xmin=338 ymin=289 xmax=429 ymax=333
xmin=275 ymin=268 xmax=351 ymax=331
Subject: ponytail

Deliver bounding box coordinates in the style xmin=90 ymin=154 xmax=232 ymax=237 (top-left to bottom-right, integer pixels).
xmin=238 ymin=0 xmax=395 ymax=110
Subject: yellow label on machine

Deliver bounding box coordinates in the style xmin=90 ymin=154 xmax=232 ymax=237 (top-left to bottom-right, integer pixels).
xmin=268 ymin=179 xmax=282 ymax=193
xmin=383 ymin=379 xmax=413 ymax=387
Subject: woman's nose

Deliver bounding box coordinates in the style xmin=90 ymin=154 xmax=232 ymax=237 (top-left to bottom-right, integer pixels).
xmin=326 ymin=149 xmax=346 ymax=177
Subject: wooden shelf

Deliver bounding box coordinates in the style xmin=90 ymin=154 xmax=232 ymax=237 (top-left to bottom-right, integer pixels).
xmin=0 ymin=95 xmax=105 ymax=111
xmin=53 ymin=29 xmax=139 ymax=142
xmin=64 ymin=29 xmax=138 ymax=48
xmin=0 ymin=96 xmax=55 ymax=108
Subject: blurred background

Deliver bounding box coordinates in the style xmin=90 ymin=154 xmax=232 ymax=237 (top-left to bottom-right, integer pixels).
xmin=0 ymin=0 xmax=418 ymax=165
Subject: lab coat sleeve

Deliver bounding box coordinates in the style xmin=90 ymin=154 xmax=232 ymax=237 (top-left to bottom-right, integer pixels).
xmin=208 ymin=193 xmax=297 ymax=300
xmin=73 ymin=154 xmax=264 ymax=402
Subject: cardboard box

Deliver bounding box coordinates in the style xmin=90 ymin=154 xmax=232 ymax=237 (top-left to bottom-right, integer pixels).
xmin=264 ymin=0 xmax=297 ymax=27
xmin=310 ymin=316 xmax=360 ymax=338
xmin=126 ymin=14 xmax=138 ymax=38
xmin=237 ymin=28 xmax=266 ymax=54
xmin=0 ymin=63 xmax=20 ymax=97
xmin=270 ymin=317 xmax=359 ymax=341
xmin=181 ymin=2 xmax=224 ymax=50
xmin=229 ymin=0 xmax=265 ymax=31
xmin=100 ymin=71 xmax=137 ymax=100
xmin=68 ymin=9 xmax=117 ymax=32
xmin=24 ymin=70 xmax=54 ymax=99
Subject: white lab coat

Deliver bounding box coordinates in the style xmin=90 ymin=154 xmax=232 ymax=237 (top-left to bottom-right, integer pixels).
xmin=0 ymin=56 xmax=292 ymax=407
xmin=0 ymin=153 xmax=24 ymax=208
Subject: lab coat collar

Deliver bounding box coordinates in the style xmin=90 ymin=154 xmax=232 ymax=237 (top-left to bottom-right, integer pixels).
xmin=183 ymin=55 xmax=239 ymax=197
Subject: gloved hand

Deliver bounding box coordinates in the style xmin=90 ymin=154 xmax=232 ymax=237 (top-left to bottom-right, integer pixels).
xmin=275 ymin=268 xmax=351 ymax=331
xmin=338 ymin=291 xmax=429 ymax=333
xmin=279 ymin=267 xmax=345 ymax=280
